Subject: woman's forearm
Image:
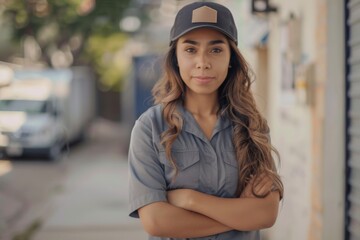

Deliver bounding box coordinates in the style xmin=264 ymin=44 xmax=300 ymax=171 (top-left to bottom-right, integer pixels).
xmin=186 ymin=191 xmax=280 ymax=231
xmin=138 ymin=201 xmax=232 ymax=238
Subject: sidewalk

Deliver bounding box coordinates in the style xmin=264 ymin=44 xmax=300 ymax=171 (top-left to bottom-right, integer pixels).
xmin=32 ymin=119 xmax=147 ymax=240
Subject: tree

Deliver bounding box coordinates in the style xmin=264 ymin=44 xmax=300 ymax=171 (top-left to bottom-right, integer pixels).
xmin=2 ymin=0 xmax=131 ymax=66
xmin=1 ymin=0 xmax=133 ymax=89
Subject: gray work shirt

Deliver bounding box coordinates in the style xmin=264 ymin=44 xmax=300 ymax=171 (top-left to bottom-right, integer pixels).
xmin=128 ymin=104 xmax=260 ymax=240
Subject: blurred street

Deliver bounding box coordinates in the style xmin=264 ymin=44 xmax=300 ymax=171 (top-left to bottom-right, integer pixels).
xmin=0 ymin=119 xmax=146 ymax=240
xmin=0 ymin=0 xmax=355 ymax=239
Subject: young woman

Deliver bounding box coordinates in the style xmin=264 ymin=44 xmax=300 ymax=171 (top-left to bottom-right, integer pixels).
xmin=128 ymin=2 xmax=283 ymax=239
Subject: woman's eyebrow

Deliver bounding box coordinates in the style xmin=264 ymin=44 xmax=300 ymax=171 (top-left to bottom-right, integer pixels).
xmin=182 ymin=39 xmax=199 ymax=45
xmin=209 ymin=40 xmax=226 ymax=45
xmin=181 ymin=39 xmax=226 ymax=45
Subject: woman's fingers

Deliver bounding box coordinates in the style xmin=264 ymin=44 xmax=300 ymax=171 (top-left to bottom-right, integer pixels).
xmin=250 ymin=173 xmax=274 ymax=197
xmin=254 ymin=180 xmax=273 ymax=196
xmin=240 ymin=177 xmax=255 ymax=198
xmin=241 ymin=173 xmax=275 ymax=198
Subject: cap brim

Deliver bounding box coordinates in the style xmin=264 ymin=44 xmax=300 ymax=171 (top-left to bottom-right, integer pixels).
xmin=170 ymin=25 xmax=237 ymax=46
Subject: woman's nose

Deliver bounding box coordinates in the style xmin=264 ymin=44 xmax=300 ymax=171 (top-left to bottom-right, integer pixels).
xmin=196 ymin=53 xmax=211 ymax=69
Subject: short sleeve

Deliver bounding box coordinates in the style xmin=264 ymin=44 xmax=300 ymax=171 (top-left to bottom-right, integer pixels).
xmin=128 ymin=119 xmax=167 ymax=218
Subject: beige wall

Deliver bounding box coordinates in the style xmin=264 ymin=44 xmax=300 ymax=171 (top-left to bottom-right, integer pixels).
xmin=264 ymin=0 xmax=316 ymax=236
xmin=247 ymin=0 xmax=346 ymax=239
xmin=321 ymin=0 xmax=345 ymax=239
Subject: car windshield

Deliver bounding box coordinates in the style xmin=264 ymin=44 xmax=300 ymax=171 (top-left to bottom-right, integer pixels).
xmin=0 ymin=100 xmax=47 ymax=114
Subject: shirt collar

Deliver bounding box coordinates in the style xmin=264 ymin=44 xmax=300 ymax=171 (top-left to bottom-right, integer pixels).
xmin=176 ymin=102 xmax=232 ymax=141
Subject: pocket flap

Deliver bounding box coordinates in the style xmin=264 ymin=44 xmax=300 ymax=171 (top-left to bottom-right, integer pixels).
xmin=159 ymin=150 xmax=200 ymax=170
xmin=222 ymin=150 xmax=238 ymax=168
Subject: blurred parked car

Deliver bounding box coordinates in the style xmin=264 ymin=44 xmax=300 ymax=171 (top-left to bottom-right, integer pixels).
xmin=0 ymin=67 xmax=96 ymax=160
xmin=0 ymin=64 xmax=14 ymax=87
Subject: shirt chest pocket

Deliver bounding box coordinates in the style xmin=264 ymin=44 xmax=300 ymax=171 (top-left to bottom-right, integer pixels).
xmin=222 ymin=150 xmax=239 ymax=195
xmin=159 ymin=150 xmax=200 ymax=190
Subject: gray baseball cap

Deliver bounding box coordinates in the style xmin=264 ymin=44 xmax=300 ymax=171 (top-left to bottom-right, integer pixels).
xmin=170 ymin=2 xmax=238 ymax=45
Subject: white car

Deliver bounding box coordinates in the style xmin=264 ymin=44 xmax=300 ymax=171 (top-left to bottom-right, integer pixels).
xmin=0 ymin=80 xmax=65 ymax=160
xmin=0 ymin=67 xmax=95 ymax=160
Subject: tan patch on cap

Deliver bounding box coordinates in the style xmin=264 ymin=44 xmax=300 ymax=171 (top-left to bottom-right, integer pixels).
xmin=192 ymin=6 xmax=217 ymax=23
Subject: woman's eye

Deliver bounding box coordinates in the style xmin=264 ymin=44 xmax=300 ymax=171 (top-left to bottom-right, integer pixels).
xmin=211 ymin=48 xmax=222 ymax=53
xmin=185 ymin=48 xmax=196 ymax=53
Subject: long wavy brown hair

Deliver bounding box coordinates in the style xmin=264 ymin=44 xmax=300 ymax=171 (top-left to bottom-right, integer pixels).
xmin=152 ymin=38 xmax=283 ymax=198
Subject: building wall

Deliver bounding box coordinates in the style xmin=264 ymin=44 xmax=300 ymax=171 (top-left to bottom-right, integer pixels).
xmin=321 ymin=0 xmax=345 ymax=239
xmin=258 ymin=0 xmax=346 ymax=239
xmin=264 ymin=0 xmax=317 ymax=238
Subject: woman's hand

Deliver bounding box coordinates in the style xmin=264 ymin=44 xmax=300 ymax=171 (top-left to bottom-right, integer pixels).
xmin=241 ymin=174 xmax=274 ymax=198
xmin=167 ymin=189 xmax=195 ymax=209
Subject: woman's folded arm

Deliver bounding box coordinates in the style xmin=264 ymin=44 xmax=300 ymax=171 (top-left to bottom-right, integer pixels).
xmin=138 ymin=201 xmax=232 ymax=238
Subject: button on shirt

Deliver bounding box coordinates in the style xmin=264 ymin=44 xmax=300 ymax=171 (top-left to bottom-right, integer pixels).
xmin=128 ymin=104 xmax=260 ymax=240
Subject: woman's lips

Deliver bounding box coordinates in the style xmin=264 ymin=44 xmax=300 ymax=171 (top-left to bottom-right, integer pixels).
xmin=192 ymin=76 xmax=215 ymax=84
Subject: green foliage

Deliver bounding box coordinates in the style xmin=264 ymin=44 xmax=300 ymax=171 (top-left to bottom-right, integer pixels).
xmin=4 ymin=0 xmax=131 ymax=39
xmin=85 ymin=33 xmax=130 ymax=91
xmin=2 ymin=0 xmax=132 ymax=89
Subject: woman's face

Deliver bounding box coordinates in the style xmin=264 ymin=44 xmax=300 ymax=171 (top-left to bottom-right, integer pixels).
xmin=176 ymin=28 xmax=231 ymax=97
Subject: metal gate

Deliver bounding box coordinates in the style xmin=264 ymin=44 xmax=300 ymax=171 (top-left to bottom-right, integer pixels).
xmin=346 ymin=0 xmax=360 ymax=239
